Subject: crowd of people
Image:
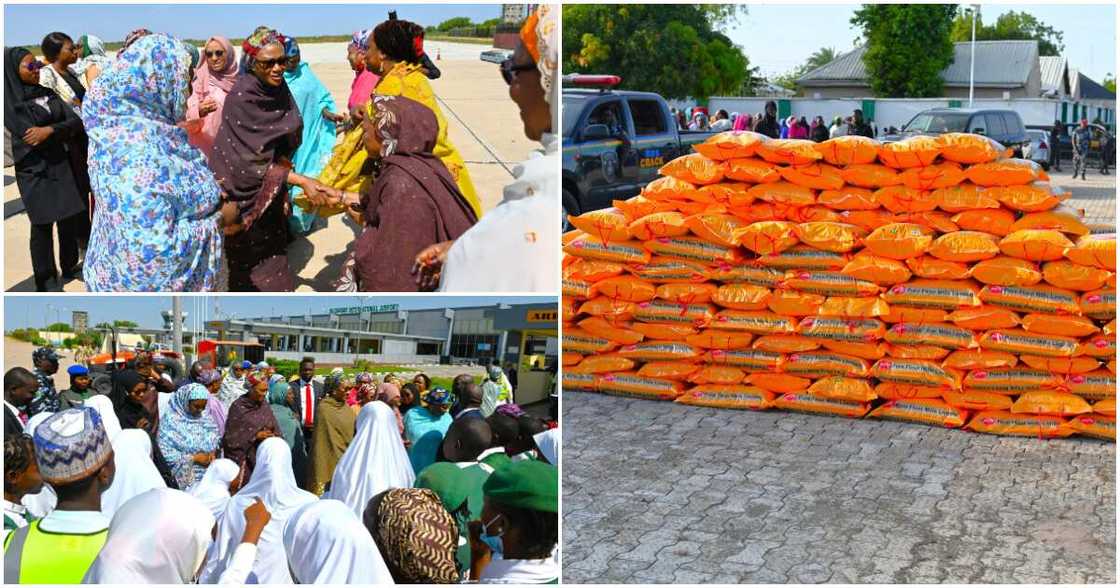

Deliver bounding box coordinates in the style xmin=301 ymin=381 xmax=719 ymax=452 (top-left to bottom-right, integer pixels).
xmin=674 ymin=101 xmax=877 ymax=140
xmin=4 ymin=347 xmax=558 ymax=583
xmin=5 ymin=6 xmax=558 ymax=293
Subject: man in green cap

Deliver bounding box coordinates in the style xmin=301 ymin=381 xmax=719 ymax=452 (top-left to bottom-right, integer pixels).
xmin=469 ymin=460 xmax=558 ymax=583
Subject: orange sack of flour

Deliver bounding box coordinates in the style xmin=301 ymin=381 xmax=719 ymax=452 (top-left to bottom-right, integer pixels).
xmin=987 ymin=182 xmax=1069 ymax=212
xmin=943 ymin=390 xmax=1014 ymax=411
xmin=814 ymin=135 xmax=880 ymax=165
xmin=696 ymin=182 xmax=752 ymax=206
xmin=1011 ymin=391 xmax=1092 ymax=417
xmin=628 ymin=211 xmax=690 ymax=241
xmin=758 ymin=246 xmax=850 ymax=271
xmin=686 ymin=330 xmax=755 ymax=350
xmin=747 ymin=181 xmax=816 ymax=207
xmin=900 ymin=162 xmax=966 ymax=191
xmin=928 ymin=231 xmax=1001 ymax=262
xmin=782 ymin=351 xmax=870 ymax=377
xmin=943 ymin=349 xmax=1019 ymax=370
xmin=978 ymin=329 xmax=1078 ymax=358
xmin=711 ymin=284 xmax=773 ymax=310
xmin=818 ymin=187 xmax=879 ymax=210
xmin=753 ymin=334 xmax=820 ymax=353
xmin=633 ymin=300 xmax=716 ymax=326
xmin=875 ymin=186 xmax=937 ymax=214
xmin=885 ymin=322 xmax=977 ymax=350
xmin=887 ymin=344 xmax=951 ymax=360
xmin=725 ymin=157 xmax=782 ymax=183
xmin=1064 ymin=370 xmax=1117 ymax=400
xmin=868 ymin=398 xmax=968 ymax=428
xmin=614 ymin=195 xmax=680 ymax=221
xmin=627 ymin=257 xmax=710 ymax=284
xmin=945 ymin=306 xmax=1021 ymax=330
xmin=1020 ymin=313 xmax=1099 ymax=337
xmin=739 ymin=221 xmax=800 ymax=255
xmin=561 ymin=351 xmax=584 ymax=366
xmin=1080 ymin=290 xmax=1116 ymax=321
xmin=864 ymin=223 xmax=933 ymax=259
xmin=906 ymin=256 xmax=971 ymax=280
xmin=966 ymin=411 xmax=1073 ymax=437
xmin=877 ymin=135 xmax=942 ymax=168
xmin=793 ymin=222 xmax=867 ymax=253
xmin=595 ymin=275 xmax=657 ymax=302
xmin=686 ymin=213 xmax=748 ymax=248
xmin=965 ymin=158 xmax=1045 ymax=186
xmin=616 ymin=341 xmax=701 ymax=361
xmin=563 ymin=277 xmax=598 ymax=300
xmin=1064 ymin=234 xmax=1117 ymax=271
xmin=747 ymin=372 xmax=811 ymax=393
xmin=962 ymin=367 xmax=1061 ymax=392
xmin=1066 ymin=414 xmax=1116 ymax=440
xmin=710 ymin=265 xmax=784 ymax=287
xmin=578 ymin=317 xmax=645 ymax=345
xmin=658 ymin=153 xmax=726 ymax=185
xmin=870 ymin=358 xmax=960 ymax=389
xmin=841 ymin=163 xmax=902 ymax=188
xmin=951 ymin=208 xmax=1017 ymax=237
xmin=875 ymin=382 xmax=947 ymax=400
xmin=798 ymin=317 xmax=886 ymax=342
xmin=769 ymin=291 xmax=828 ymax=317
xmin=999 ymin=230 xmax=1074 ymax=262
xmin=579 ymin=297 xmax=637 ymax=321
xmin=977 ymin=283 xmax=1080 ymax=315
xmin=843 ymin=254 xmax=912 ymax=285
xmin=645 ymin=236 xmax=743 ymax=265
xmin=562 ymin=371 xmax=598 ymax=391
xmin=570 ymin=355 xmax=637 ymax=374
xmin=932 ymin=183 xmax=998 ymax=212
xmin=1010 ymin=210 xmax=1090 ymax=236
xmin=938 ymin=133 xmax=1010 ymax=164
xmin=711 ymin=310 xmax=798 ymax=334
xmin=657 ymin=283 xmax=718 ymax=304
xmin=687 ymin=365 xmax=746 ymax=385
xmin=779 ymin=163 xmax=845 ymax=191
xmin=597 ymin=372 xmax=684 ymax=401
xmin=675 ymin=385 xmax=774 ymax=410
xmin=565 ymin=258 xmax=626 ymax=282
xmin=817 ymin=296 xmax=891 ymax=318
xmin=807 ymin=376 xmax=877 ymax=402
xmin=692 ymin=131 xmax=766 ymax=160
xmin=1019 ymin=355 xmax=1101 ymax=375
xmin=641 ymin=176 xmax=702 ymax=202
xmin=883 ymin=279 xmax=981 ymax=310
xmin=564 ymin=235 xmax=651 ymax=264
xmin=568 ymin=208 xmax=631 ymax=243
xmin=563 ymin=328 xmax=619 ymax=354
xmin=701 ymin=349 xmax=784 ymax=371
xmin=637 ymin=361 xmax=700 ymax=381
xmin=970 ymin=257 xmax=1043 ymax=286
xmin=823 ymin=340 xmax=888 ymax=360
xmin=837 ymin=209 xmax=898 ymax=232
xmin=756 ymin=138 xmax=823 ymax=165
xmin=771 ymin=392 xmax=870 ymax=417
xmin=783 ymin=271 xmax=880 ymax=297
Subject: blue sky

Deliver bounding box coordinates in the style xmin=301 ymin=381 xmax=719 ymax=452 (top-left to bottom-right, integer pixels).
xmin=3 ymin=3 xmax=503 ymax=45
xmin=4 ymin=296 xmax=553 ymax=330
xmin=727 ymin=4 xmax=1116 ymax=82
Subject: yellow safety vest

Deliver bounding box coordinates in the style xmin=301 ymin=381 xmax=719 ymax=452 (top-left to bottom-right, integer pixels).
xmin=3 ymin=519 xmax=108 ymax=584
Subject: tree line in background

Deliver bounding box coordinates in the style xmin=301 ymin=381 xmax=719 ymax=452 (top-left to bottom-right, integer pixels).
xmin=562 ymin=4 xmax=1079 ymax=100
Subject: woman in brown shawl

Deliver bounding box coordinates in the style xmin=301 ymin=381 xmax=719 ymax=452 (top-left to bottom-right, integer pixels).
xmin=221 ymin=371 xmax=280 ymax=484
xmin=208 ymin=28 xmax=336 ymax=291
xmin=332 ymin=94 xmax=477 ymax=292
xmin=309 ymin=372 xmax=356 ymax=495
xmin=111 ymin=369 xmax=179 ymax=489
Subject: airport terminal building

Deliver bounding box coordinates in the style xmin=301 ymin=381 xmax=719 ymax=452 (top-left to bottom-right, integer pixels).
xmin=205 ymin=301 xmax=558 ymax=370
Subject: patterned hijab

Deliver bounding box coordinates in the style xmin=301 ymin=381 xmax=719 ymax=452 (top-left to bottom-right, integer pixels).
xmin=350 ymin=29 xmax=371 ymax=52
xmin=372 ymin=488 xmax=459 ymax=584
xmin=157 ymin=383 xmax=220 ymax=488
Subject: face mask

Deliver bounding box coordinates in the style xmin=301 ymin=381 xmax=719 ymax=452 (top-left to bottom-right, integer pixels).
xmin=480 ymin=514 xmax=505 ymax=559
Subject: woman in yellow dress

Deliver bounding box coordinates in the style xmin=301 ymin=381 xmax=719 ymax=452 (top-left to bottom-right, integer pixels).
xmin=317 ymin=19 xmax=481 ymax=218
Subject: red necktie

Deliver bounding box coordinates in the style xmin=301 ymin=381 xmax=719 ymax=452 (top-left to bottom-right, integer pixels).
xmin=303 ymin=383 xmax=313 ymax=427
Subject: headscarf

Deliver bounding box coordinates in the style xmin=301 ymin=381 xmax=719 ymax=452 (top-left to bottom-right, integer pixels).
xmin=187 ymin=457 xmax=240 ymax=519
xmin=217 ymin=367 xmax=246 ymax=409
xmin=191 ymin=36 xmax=238 ymax=96
xmin=82 ymin=34 xmax=223 ymax=292
xmin=376 ymin=382 xmax=404 ymax=434
xmin=221 ymin=382 xmax=279 ymax=478
xmin=4 ymin=48 xmax=58 ymax=158
xmin=110 ymin=369 xmax=151 ymax=429
xmin=495 ymin=403 xmax=526 ymax=419
xmin=283 ymin=499 xmax=395 ymax=584
xmin=283 ymin=36 xmax=300 ymax=59
xmin=100 ymin=429 xmax=168 ymax=520
xmin=324 ymin=402 xmax=415 ymax=517
xmin=350 ymin=29 xmax=371 ymax=51
xmin=71 ymin=34 xmax=113 ymax=78
xmin=372 ymin=488 xmax=459 ymax=584
xmin=209 ymin=35 xmax=303 ymax=228
xmin=201 ymin=437 xmax=316 ymax=584
xmin=84 ymin=394 xmax=123 ymax=444
xmin=520 ymin=4 xmax=558 ymax=134
xmin=157 ymin=383 xmax=220 ymax=490
xmin=83 ymin=488 xmax=215 ymax=583
xmin=533 ymin=428 xmax=559 ymax=465
xmin=121 ymin=29 xmax=152 ymax=52
xmin=237 ymin=26 xmax=273 ymax=74
xmin=267 ymin=378 xmax=301 ymax=450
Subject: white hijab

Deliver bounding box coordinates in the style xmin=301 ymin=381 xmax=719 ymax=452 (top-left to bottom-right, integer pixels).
xmin=324 ymin=401 xmax=415 ymax=518
xmin=283 ymin=499 xmax=396 ymax=584
xmin=83 ymin=488 xmax=215 ymax=583
xmin=21 ymin=412 xmax=58 ymax=518
xmin=200 ymin=437 xmax=316 ymax=584
xmin=533 ymin=429 xmax=559 ymax=466
xmin=84 ymin=395 xmax=122 ymax=443
xmin=437 ymin=6 xmax=558 ymax=293
xmin=187 ymin=458 xmax=240 ymax=520
xmin=99 ymin=429 xmax=168 ymax=519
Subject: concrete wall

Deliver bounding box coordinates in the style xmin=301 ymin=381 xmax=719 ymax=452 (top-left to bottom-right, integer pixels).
xmin=406 ymin=311 xmax=450 ymax=339
xmin=382 ymin=339 xmax=417 ymax=356
xmin=798 ymin=85 xmax=1032 ymax=100
xmin=266 ymin=351 xmax=440 ymax=365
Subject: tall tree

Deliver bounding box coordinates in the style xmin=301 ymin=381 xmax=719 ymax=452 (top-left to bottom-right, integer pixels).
xmin=1105 ymin=74 xmax=1116 ymax=94
xmin=563 ymin=4 xmax=751 ymax=100
xmin=851 ymin=4 xmax=958 ymax=98
xmin=950 ymin=10 xmax=1065 ymax=56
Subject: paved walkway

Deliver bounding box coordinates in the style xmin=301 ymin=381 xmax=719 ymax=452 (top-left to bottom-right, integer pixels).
xmin=562 ymin=391 xmax=1116 ymax=584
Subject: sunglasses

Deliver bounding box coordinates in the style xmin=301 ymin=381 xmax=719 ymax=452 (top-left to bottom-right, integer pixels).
xmin=204 ymin=49 xmax=225 ymax=58
xmin=254 ymin=57 xmax=287 ymax=70
xmin=25 ymin=60 xmax=45 ymax=72
xmin=500 ymin=58 xmax=536 ymax=85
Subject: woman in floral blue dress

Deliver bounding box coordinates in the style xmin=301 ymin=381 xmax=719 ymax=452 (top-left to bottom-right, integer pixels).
xmin=82 ymin=33 xmax=223 ymax=291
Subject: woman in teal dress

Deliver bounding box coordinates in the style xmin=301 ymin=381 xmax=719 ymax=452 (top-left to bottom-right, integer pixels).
xmin=402 ymin=387 xmax=453 ymax=474
xmin=282 ymin=36 xmax=344 ymax=235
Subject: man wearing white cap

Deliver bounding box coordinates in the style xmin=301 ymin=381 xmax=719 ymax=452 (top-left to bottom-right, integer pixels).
xmin=3 ymin=408 xmax=116 ymax=583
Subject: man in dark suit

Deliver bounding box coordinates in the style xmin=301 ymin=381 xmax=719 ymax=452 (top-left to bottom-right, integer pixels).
xmin=4 ymin=368 xmax=38 ymax=434
xmin=288 ymin=357 xmax=322 ymax=454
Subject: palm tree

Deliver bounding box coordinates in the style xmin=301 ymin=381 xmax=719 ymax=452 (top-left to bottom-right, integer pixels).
xmin=804 ymin=47 xmax=839 ymax=73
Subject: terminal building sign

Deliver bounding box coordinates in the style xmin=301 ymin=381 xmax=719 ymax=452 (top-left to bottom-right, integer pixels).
xmin=327 ymin=304 xmax=401 ymax=314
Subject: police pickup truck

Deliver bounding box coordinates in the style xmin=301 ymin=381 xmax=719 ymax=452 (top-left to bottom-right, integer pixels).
xmin=562 ymin=75 xmax=716 ymax=225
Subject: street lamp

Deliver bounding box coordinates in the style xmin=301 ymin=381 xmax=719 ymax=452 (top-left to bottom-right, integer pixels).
xmin=969 ymin=4 xmax=980 ymax=107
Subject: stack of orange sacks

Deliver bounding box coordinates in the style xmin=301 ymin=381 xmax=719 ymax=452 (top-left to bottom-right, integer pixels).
xmin=562 ymin=131 xmax=1115 ymax=441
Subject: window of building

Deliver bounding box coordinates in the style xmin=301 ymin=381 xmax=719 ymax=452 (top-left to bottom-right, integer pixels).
xmin=416 ymin=342 xmax=441 ymax=355
xmin=449 ymin=334 xmax=500 ymax=361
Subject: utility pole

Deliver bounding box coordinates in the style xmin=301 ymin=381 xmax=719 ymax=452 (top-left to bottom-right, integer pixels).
xmin=969 ymin=4 xmax=980 ymax=107
xmin=172 ymin=296 xmax=184 ymax=358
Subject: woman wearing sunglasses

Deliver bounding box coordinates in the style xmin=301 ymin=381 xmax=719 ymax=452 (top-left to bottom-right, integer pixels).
xmin=208 ymin=28 xmax=336 ymax=292
xmin=184 ymin=36 xmax=238 ymax=160
xmin=3 ymin=47 xmax=88 ymax=291
xmin=413 ymin=5 xmax=559 ymax=293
